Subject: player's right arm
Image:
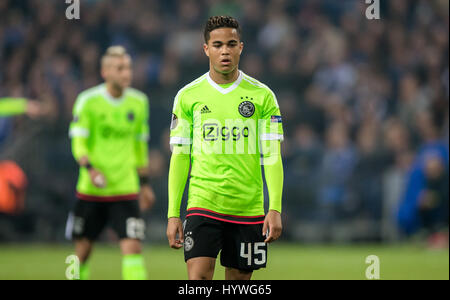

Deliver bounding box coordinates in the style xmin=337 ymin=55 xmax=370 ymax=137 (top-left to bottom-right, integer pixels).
xmin=0 ymin=97 xmax=44 ymax=118
xmin=0 ymin=98 xmax=28 ymax=116
xmin=69 ymin=94 xmax=105 ymax=188
xmin=166 ymin=90 xmax=192 ymax=249
xmin=167 ymin=145 xmax=190 ymax=249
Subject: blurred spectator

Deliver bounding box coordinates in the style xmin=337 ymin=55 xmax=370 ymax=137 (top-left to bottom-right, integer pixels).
xmin=317 ymin=122 xmax=357 ymax=234
xmin=348 ymin=122 xmax=389 ymax=224
xmin=381 ymin=118 xmax=414 ymax=241
xmin=397 ymin=110 xmax=449 ymax=235
xmin=397 ymin=73 xmax=431 ymax=132
xmin=284 ymin=123 xmax=322 ymax=220
xmin=419 ymin=155 xmax=449 ymax=235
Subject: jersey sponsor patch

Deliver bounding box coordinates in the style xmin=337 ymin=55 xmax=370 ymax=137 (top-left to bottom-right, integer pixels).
xmin=271 ymin=115 xmax=282 ymax=123
xmin=170 ymin=113 xmax=178 ymax=130
xmin=238 ymin=101 xmax=255 ymax=118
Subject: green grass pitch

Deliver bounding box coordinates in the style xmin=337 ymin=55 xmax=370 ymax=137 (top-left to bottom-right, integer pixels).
xmin=0 ymin=243 xmax=447 ymax=280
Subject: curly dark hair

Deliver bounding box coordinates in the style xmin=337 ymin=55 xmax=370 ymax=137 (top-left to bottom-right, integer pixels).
xmin=203 ymin=16 xmax=241 ymax=43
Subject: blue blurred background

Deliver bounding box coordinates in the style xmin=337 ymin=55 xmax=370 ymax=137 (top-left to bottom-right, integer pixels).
xmin=0 ymin=0 xmax=448 ymax=246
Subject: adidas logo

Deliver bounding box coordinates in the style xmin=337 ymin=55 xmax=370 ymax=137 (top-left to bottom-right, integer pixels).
xmin=201 ymin=105 xmax=212 ymax=114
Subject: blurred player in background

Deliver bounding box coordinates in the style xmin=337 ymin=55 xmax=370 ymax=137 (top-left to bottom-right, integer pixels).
xmin=67 ymin=46 xmax=155 ymax=280
xmin=0 ymin=97 xmax=47 ymax=118
xmin=167 ymin=16 xmax=284 ymax=280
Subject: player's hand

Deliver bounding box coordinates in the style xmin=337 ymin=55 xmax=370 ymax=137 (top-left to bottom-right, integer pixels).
xmin=139 ymin=184 xmax=156 ymax=212
xmin=88 ymin=169 xmax=107 ymax=188
xmin=25 ymin=100 xmax=42 ymax=119
xmin=167 ymin=217 xmax=184 ymax=249
xmin=262 ymin=210 xmax=282 ymax=243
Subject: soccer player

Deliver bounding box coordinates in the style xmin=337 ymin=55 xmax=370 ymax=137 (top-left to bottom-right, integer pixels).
xmin=67 ymin=46 xmax=154 ymax=280
xmin=167 ymin=16 xmax=284 ymax=280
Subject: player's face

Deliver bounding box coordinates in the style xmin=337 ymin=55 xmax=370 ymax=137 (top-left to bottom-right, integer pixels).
xmin=204 ymin=28 xmax=243 ymax=75
xmin=102 ymin=55 xmax=133 ymax=90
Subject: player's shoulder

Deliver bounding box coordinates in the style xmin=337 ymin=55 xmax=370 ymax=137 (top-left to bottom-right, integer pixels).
xmin=241 ymin=72 xmax=279 ymax=107
xmin=241 ymin=72 xmax=274 ymax=94
xmin=172 ymin=73 xmax=208 ymax=109
xmin=175 ymin=73 xmax=208 ymax=98
xmin=126 ymin=87 xmax=148 ymax=103
xmin=77 ymin=84 xmax=104 ymax=100
xmin=73 ymin=84 xmax=104 ymax=113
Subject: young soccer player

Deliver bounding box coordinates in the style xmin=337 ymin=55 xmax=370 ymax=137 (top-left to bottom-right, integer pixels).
xmin=167 ymin=16 xmax=284 ymax=280
xmin=67 ymin=46 xmax=155 ymax=280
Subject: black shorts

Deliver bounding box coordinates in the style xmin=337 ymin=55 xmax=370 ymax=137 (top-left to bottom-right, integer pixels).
xmin=66 ymin=199 xmax=145 ymax=241
xmin=183 ymin=215 xmax=267 ymax=271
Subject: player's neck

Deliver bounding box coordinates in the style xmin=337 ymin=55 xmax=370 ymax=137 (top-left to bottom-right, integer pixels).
xmin=209 ymin=67 xmax=239 ymax=84
xmin=105 ymin=82 xmax=124 ymax=99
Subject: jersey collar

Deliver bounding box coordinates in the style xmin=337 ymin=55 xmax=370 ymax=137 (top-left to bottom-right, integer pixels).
xmin=207 ymin=70 xmax=243 ymax=95
xmin=102 ymin=84 xmax=125 ymax=106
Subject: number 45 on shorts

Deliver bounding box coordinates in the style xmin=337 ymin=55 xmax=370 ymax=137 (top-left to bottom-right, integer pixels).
xmin=239 ymin=242 xmax=267 ymax=268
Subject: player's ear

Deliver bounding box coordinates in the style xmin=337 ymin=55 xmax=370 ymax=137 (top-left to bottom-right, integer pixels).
xmin=100 ymin=67 xmax=107 ymax=81
xmin=239 ymin=41 xmax=244 ymax=55
xmin=203 ymin=43 xmax=210 ymax=57
xmin=100 ymin=63 xmax=110 ymax=81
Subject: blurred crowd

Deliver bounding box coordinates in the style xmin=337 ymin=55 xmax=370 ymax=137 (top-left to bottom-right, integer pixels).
xmin=0 ymin=0 xmax=448 ymax=244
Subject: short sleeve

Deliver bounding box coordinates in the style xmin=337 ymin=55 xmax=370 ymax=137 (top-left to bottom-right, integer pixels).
xmin=260 ymin=90 xmax=284 ymax=142
xmin=69 ymin=94 xmax=90 ymax=139
xmin=169 ymin=91 xmax=193 ymax=145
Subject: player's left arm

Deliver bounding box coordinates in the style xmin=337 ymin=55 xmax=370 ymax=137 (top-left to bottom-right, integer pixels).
xmin=260 ymin=89 xmax=284 ymax=243
xmin=262 ymin=141 xmax=283 ymax=243
xmin=135 ymin=96 xmax=155 ymax=212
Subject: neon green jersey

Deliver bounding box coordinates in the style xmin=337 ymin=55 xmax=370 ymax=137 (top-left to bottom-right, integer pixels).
xmin=0 ymin=98 xmax=27 ymax=116
xmin=170 ymin=71 xmax=283 ymax=217
xmin=69 ymin=84 xmax=149 ymax=200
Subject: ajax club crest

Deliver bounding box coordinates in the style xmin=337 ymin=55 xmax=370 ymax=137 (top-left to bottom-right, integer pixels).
xmin=238 ymin=100 xmax=255 ymax=118
xmin=184 ymin=236 xmax=194 ymax=252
